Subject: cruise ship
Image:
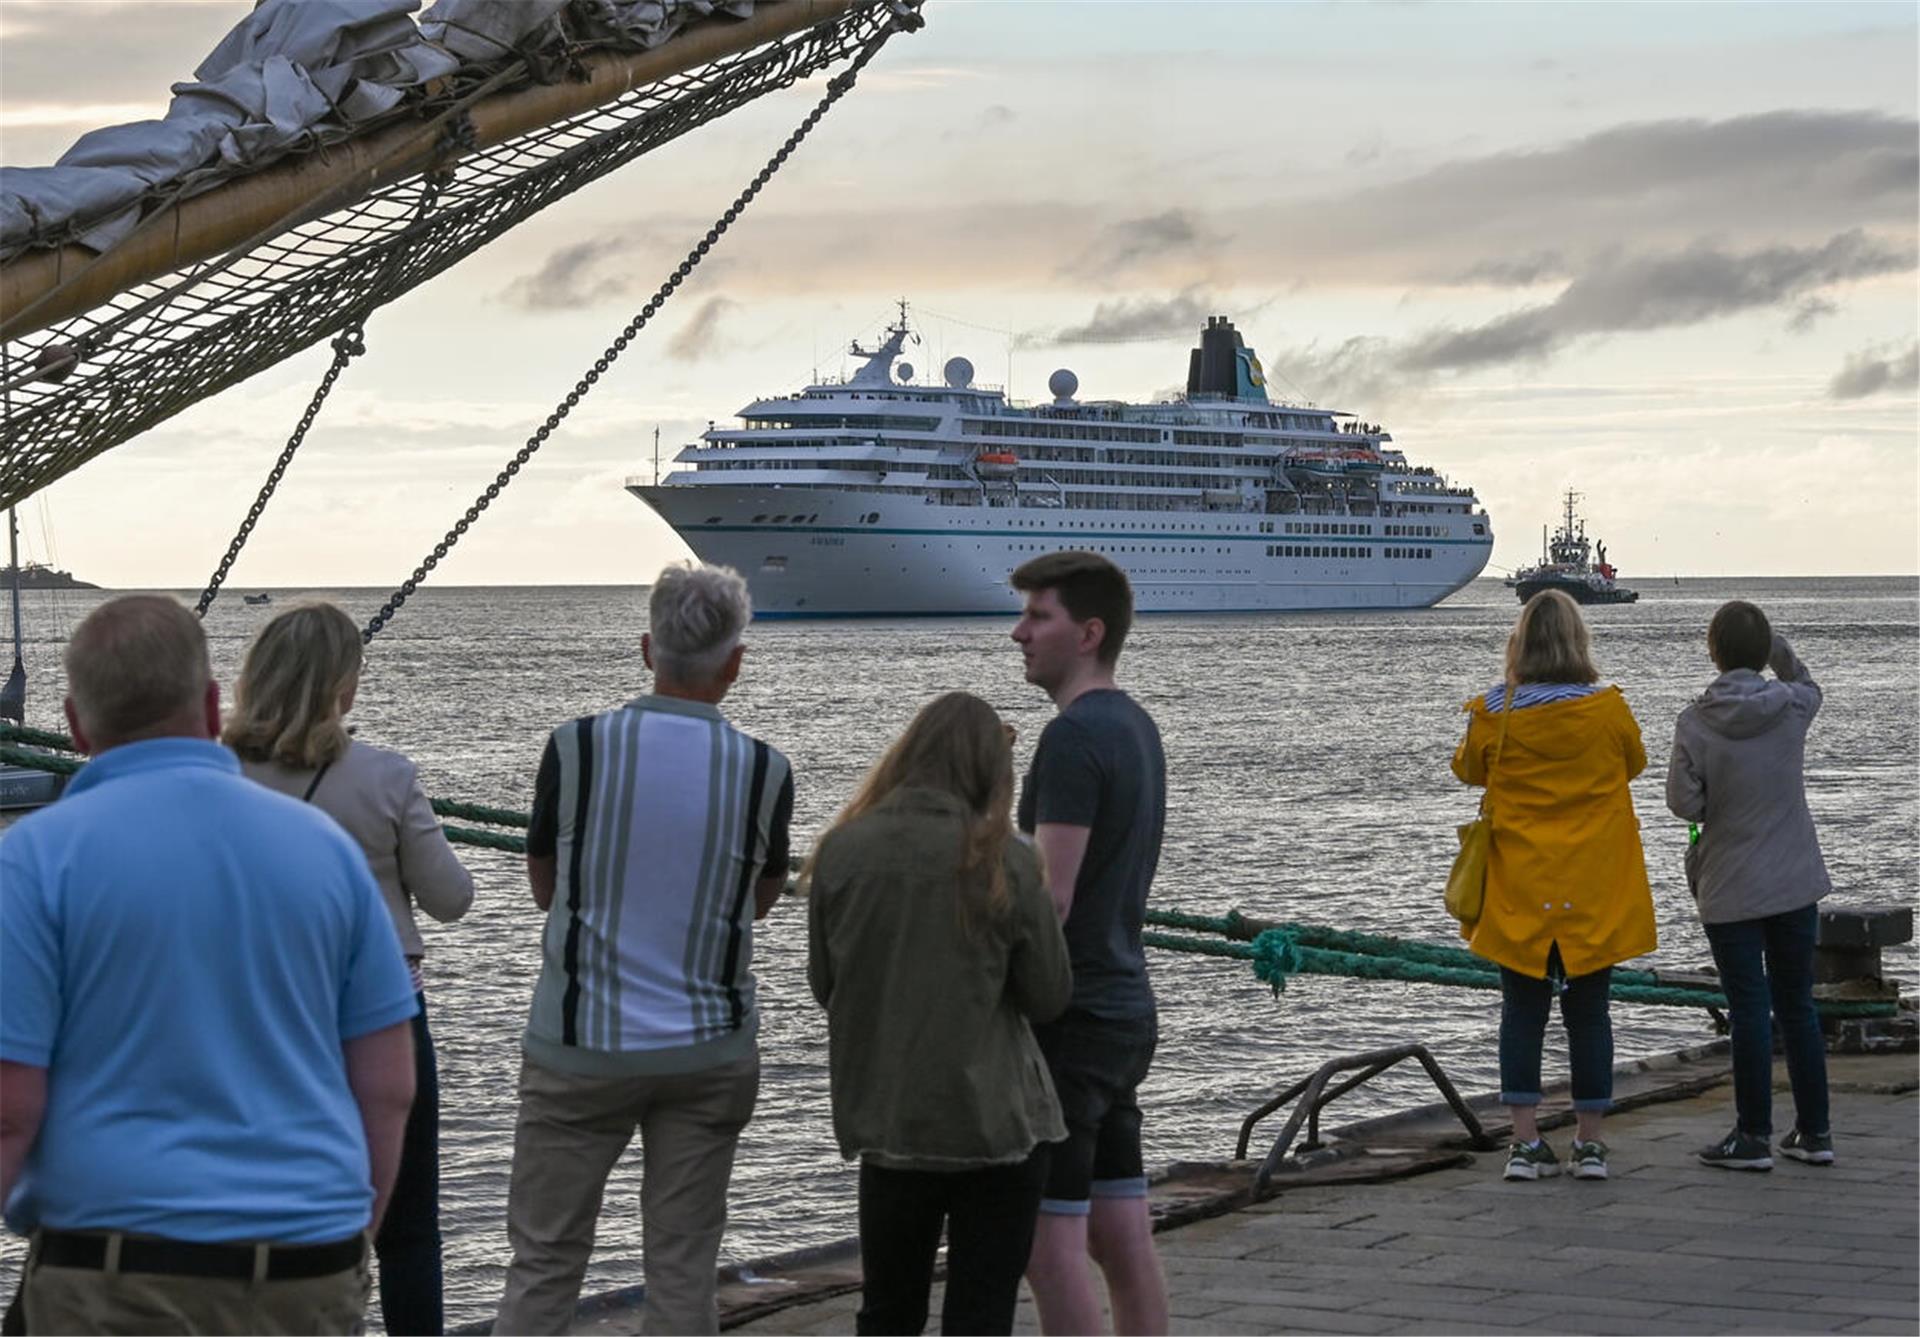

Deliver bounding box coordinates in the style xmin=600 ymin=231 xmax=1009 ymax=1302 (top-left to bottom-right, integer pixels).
xmin=628 ymin=308 xmax=1493 ymax=616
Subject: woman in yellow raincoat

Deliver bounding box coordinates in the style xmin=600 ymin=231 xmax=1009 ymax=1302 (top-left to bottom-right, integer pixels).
xmin=1453 ymin=589 xmax=1656 ymax=1184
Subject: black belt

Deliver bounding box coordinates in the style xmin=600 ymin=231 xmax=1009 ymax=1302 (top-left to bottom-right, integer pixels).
xmin=34 ymin=1230 xmax=364 ymax=1282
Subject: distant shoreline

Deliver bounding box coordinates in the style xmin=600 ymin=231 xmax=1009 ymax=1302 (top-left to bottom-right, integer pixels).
xmin=3 ymin=567 xmax=98 ymax=591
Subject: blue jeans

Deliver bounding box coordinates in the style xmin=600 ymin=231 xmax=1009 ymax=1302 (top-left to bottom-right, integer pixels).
xmin=377 ymin=993 xmax=443 ymax=1334
xmin=1703 ymin=904 xmax=1830 ymax=1140
xmin=1499 ymin=944 xmax=1614 ymax=1111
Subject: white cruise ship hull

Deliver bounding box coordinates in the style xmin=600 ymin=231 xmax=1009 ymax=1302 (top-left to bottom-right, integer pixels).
xmin=631 ymin=485 xmax=1492 ymax=617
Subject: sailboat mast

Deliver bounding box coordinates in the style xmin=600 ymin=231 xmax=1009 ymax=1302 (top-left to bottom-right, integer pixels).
xmin=7 ymin=509 xmax=19 ymax=654
xmin=2 ymin=507 xmax=24 ymax=724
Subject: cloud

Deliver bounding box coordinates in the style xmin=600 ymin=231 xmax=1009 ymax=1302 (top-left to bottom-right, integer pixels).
xmin=1828 ymin=342 xmax=1920 ymax=399
xmin=1329 ymin=109 xmax=1917 ymax=266
xmin=1785 ymin=296 xmax=1838 ymax=333
xmin=1344 ymin=131 xmax=1387 ymax=167
xmin=0 ymin=101 xmax=164 ymax=130
xmin=0 ymin=2 xmax=239 ymax=117
xmin=1259 ymin=232 xmax=1916 ymax=410
xmin=1457 ymin=252 xmax=1567 ymax=287
xmin=1399 ymin=231 xmax=1914 ymax=373
xmin=1061 ymin=209 xmax=1223 ymax=280
xmin=498 ymin=237 xmax=635 ymax=311
xmin=1262 ymin=335 xmax=1402 ymax=415
xmin=1046 ymin=289 xmax=1219 ymax=345
xmin=665 ymin=297 xmax=738 ymax=362
xmin=490 ymin=111 xmax=1918 ymax=335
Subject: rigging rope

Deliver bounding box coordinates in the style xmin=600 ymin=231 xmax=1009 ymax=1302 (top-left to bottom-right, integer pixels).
xmin=2 ymin=3 xmax=901 ymax=510
xmin=360 ymin=8 xmax=921 ymax=643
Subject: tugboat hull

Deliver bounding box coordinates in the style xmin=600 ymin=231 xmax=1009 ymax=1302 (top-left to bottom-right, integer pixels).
xmin=1513 ymin=576 xmax=1638 ymax=605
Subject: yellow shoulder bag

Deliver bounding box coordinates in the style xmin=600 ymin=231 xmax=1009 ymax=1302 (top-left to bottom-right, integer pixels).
xmin=1444 ymin=684 xmax=1513 ymax=925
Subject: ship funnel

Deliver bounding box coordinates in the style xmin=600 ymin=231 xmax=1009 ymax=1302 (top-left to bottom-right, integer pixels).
xmin=1185 ymin=316 xmax=1266 ymax=402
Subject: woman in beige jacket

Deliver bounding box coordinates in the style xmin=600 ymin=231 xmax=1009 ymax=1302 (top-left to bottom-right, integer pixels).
xmin=226 ymin=602 xmax=473 ymax=1335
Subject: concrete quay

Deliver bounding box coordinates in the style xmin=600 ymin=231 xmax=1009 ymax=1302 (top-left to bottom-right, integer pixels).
xmin=570 ymin=1047 xmax=1917 ymax=1337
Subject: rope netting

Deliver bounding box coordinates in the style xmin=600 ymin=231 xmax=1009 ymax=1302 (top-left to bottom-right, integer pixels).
xmin=0 ymin=0 xmax=902 ymax=509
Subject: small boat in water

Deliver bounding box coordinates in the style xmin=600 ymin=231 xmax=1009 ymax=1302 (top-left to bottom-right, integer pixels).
xmin=243 ymin=592 xmax=272 ymax=606
xmin=1506 ymin=490 xmax=1638 ymax=605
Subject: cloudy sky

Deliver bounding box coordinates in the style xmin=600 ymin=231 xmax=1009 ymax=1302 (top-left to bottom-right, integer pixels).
xmin=3 ymin=0 xmax=1916 ymax=587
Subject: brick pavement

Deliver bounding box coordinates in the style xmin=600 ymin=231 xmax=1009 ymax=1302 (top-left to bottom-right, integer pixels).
xmin=709 ymin=1051 xmax=1916 ymax=1336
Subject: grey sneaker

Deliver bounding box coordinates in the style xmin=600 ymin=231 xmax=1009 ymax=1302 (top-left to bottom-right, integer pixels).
xmin=1570 ymin=1138 xmax=1609 ymax=1180
xmin=1503 ymin=1139 xmax=1561 ymax=1181
xmin=1779 ymin=1128 xmax=1835 ymax=1165
xmin=1698 ymin=1127 xmax=1772 ymax=1171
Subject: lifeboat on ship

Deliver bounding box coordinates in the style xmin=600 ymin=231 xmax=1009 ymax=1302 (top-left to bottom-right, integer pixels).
xmin=975 ymin=450 xmax=1020 ymax=479
xmin=1284 ymin=451 xmax=1344 ymax=481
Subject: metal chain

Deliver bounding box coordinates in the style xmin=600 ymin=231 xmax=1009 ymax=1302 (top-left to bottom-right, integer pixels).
xmin=361 ymin=7 xmax=921 ymax=643
xmin=193 ymin=171 xmax=451 ymax=617
xmin=192 ymin=325 xmax=366 ymax=616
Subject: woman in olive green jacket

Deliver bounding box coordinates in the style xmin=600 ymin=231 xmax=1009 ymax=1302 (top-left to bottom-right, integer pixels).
xmin=807 ymin=691 xmax=1071 ymax=1337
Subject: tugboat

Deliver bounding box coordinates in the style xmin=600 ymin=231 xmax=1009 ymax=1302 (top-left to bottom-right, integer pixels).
xmin=1507 ymin=490 xmax=1638 ymax=605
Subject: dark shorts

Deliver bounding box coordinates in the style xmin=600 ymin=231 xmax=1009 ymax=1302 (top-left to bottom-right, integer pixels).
xmin=1031 ymin=1009 xmax=1157 ymax=1214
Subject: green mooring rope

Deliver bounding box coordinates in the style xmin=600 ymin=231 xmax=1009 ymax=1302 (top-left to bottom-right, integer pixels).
xmin=0 ymin=726 xmax=1903 ymax=1019
xmin=0 ymin=726 xmax=530 ymax=851
xmin=440 ymin=824 xmax=528 ymax=854
xmin=1146 ymin=908 xmax=1682 ymax=992
xmin=0 ymin=724 xmax=79 ymax=753
xmin=0 ymin=743 xmax=83 ymax=776
xmin=431 ymin=798 xmax=529 ymax=829
xmin=1142 ymin=925 xmax=1898 ymax=1019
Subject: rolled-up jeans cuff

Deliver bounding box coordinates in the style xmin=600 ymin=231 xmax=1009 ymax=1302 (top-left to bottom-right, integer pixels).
xmin=1500 ymin=1092 xmax=1542 ymax=1107
xmin=1571 ymin=1096 xmax=1612 ymax=1112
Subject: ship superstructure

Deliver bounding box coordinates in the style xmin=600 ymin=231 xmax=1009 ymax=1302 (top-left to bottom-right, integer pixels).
xmin=628 ymin=308 xmax=1494 ymax=615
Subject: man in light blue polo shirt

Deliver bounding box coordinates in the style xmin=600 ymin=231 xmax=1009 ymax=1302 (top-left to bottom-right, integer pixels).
xmin=0 ymin=595 xmax=419 ymax=1335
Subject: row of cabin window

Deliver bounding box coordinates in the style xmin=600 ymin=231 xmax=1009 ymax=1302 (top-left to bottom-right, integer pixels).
xmin=1266 ymin=544 xmax=1372 ymax=559
xmin=1260 ymin=545 xmax=1436 ymax=560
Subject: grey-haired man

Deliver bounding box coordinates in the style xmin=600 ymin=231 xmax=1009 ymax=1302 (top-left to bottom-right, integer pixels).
xmin=496 ymin=563 xmax=794 ymax=1335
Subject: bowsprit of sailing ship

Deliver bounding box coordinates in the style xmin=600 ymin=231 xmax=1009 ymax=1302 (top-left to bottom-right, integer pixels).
xmin=629 ymin=309 xmax=1495 ymax=615
xmin=1506 ymin=489 xmax=1639 ymax=605
xmin=1 ymin=0 xmax=924 ymax=649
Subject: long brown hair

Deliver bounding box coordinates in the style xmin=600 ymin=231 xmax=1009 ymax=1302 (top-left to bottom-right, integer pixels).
xmin=807 ymin=691 xmax=1018 ymax=930
xmin=1505 ymin=589 xmax=1600 ymax=687
xmin=222 ymin=602 xmax=362 ymax=768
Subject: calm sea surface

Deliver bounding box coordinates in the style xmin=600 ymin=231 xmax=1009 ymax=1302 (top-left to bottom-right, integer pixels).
xmin=3 ymin=576 xmax=1915 ymax=1329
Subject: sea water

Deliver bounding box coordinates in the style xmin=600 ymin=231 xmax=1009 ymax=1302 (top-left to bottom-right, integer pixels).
xmin=3 ymin=576 xmax=1914 ymax=1328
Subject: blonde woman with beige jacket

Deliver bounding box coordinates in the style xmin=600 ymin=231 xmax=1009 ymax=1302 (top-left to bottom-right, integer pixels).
xmin=226 ymin=602 xmax=473 ymax=1335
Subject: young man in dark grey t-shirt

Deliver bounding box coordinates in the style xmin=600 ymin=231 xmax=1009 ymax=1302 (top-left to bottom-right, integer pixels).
xmin=1010 ymin=551 xmax=1169 ymax=1337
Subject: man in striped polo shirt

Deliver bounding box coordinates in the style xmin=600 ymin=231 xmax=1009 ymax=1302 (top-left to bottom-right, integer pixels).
xmin=496 ymin=563 xmax=794 ymax=1336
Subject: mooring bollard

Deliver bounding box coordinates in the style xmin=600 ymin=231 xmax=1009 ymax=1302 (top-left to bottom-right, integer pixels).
xmin=1815 ymin=904 xmax=1912 ymax=995
xmin=1814 ymin=903 xmax=1915 ymax=1053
